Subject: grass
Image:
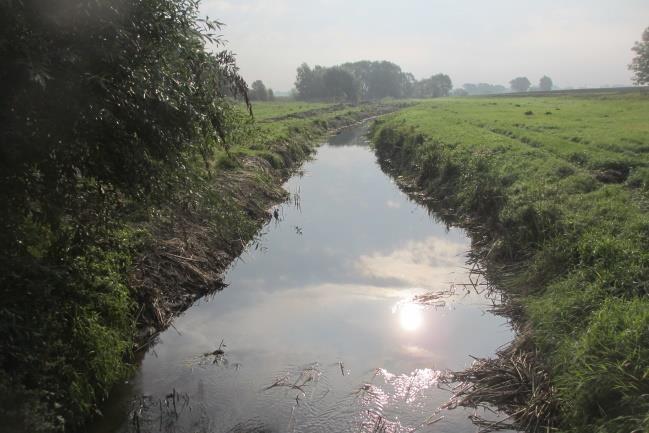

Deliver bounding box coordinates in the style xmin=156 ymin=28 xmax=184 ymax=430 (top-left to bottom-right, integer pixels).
xmin=370 ymin=91 xmax=649 ymax=432
xmin=251 ymin=100 xmax=332 ymax=120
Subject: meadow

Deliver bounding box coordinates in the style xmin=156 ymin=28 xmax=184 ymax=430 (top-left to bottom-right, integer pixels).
xmin=371 ymin=91 xmax=649 ymax=432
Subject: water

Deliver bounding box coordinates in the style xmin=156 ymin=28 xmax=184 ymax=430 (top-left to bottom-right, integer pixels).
xmin=92 ymin=125 xmax=514 ymax=433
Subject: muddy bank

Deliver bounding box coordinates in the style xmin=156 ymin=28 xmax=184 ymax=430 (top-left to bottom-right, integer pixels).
xmin=131 ymin=103 xmax=408 ymax=346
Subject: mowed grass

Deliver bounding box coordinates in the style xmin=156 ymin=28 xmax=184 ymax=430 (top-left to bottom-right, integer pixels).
xmin=251 ymin=100 xmax=401 ymax=141
xmin=251 ymin=100 xmax=331 ymax=121
xmin=371 ymin=92 xmax=649 ymax=432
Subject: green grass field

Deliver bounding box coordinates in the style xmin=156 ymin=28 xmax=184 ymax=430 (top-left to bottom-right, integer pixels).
xmin=371 ymin=93 xmax=649 ymax=432
xmin=251 ymin=100 xmax=331 ymax=120
xmin=251 ymin=100 xmax=404 ymax=139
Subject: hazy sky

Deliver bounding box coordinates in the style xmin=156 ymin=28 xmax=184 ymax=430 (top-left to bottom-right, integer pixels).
xmin=200 ymin=0 xmax=649 ymax=91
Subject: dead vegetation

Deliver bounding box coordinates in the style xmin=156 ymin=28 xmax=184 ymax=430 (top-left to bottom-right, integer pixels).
xmin=442 ymin=336 xmax=559 ymax=433
xmin=258 ymin=103 xmax=348 ymax=122
xmin=131 ymin=156 xmax=288 ymax=345
xmin=263 ymin=363 xmax=322 ymax=396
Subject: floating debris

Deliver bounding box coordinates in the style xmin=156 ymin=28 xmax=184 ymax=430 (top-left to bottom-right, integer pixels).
xmin=263 ymin=363 xmax=322 ymax=398
xmin=185 ymin=339 xmax=232 ymax=368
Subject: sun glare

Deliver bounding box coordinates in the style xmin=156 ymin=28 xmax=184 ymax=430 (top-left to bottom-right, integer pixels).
xmin=398 ymin=303 xmax=424 ymax=332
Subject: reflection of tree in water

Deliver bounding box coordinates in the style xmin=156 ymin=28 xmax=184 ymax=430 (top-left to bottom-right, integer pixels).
xmin=129 ymin=340 xmax=242 ymax=433
xmin=129 ymin=390 xmax=275 ymax=433
xmin=129 ymin=390 xmax=207 ymax=433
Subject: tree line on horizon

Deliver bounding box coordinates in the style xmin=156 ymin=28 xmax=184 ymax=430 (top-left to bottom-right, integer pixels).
xmin=249 ymin=63 xmax=560 ymax=102
xmin=293 ymin=61 xmax=452 ymax=102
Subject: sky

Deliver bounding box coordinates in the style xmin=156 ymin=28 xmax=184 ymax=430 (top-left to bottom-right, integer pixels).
xmin=199 ymin=0 xmax=649 ymax=92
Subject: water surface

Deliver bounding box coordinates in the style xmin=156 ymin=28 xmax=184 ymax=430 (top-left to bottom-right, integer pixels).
xmin=93 ymin=125 xmax=513 ymax=433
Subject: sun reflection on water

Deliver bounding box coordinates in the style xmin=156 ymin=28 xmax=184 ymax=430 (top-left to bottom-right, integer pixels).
xmin=354 ymin=367 xmax=445 ymax=432
xmin=394 ymin=301 xmax=424 ymax=332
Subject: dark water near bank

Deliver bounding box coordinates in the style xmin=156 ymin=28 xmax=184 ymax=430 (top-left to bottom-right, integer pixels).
xmin=92 ymin=125 xmax=513 ymax=433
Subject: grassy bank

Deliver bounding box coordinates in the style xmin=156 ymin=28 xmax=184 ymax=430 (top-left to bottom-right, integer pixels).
xmin=1 ymin=99 xmax=405 ymax=433
xmin=370 ymin=92 xmax=649 ymax=432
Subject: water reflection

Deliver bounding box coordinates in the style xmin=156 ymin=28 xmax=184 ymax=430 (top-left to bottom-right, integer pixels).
xmin=395 ymin=302 xmax=424 ymax=332
xmin=91 ymin=125 xmax=514 ymax=433
xmin=357 ymin=236 xmax=468 ymax=289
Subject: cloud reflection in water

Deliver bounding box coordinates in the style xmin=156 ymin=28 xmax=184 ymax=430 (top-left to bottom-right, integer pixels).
xmin=356 ymin=236 xmax=467 ymax=289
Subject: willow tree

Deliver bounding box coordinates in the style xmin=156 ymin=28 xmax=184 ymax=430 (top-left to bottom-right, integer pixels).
xmin=0 ymin=0 xmax=249 ymax=430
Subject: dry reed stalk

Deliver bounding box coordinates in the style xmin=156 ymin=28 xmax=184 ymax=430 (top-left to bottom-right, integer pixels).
xmin=442 ymin=342 xmax=559 ymax=433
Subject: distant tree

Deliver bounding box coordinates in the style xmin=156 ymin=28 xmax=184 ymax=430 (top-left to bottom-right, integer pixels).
xmin=413 ymin=73 xmax=453 ymax=98
xmin=267 ymin=88 xmax=275 ymax=101
xmin=323 ymin=67 xmax=359 ymax=102
xmin=462 ymin=83 xmax=477 ymax=94
xmin=630 ymin=27 xmax=649 ymax=85
xmin=249 ymin=80 xmax=268 ymax=101
xmin=510 ymin=77 xmax=531 ymax=92
xmin=341 ymin=61 xmax=371 ymax=97
xmin=295 ymin=63 xmax=315 ymax=99
xmin=295 ymin=63 xmax=312 ymax=99
xmin=295 ymin=63 xmax=327 ymax=100
xmin=401 ymin=72 xmax=417 ymax=98
xmin=430 ymin=73 xmax=453 ymax=97
xmin=539 ymin=76 xmax=553 ymax=91
xmin=462 ymin=83 xmax=507 ymax=95
xmin=367 ymin=61 xmax=407 ymax=99
xmin=341 ymin=60 xmax=410 ymax=99
xmin=296 ymin=60 xmax=413 ymax=102
xmin=451 ymin=88 xmax=468 ymax=96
